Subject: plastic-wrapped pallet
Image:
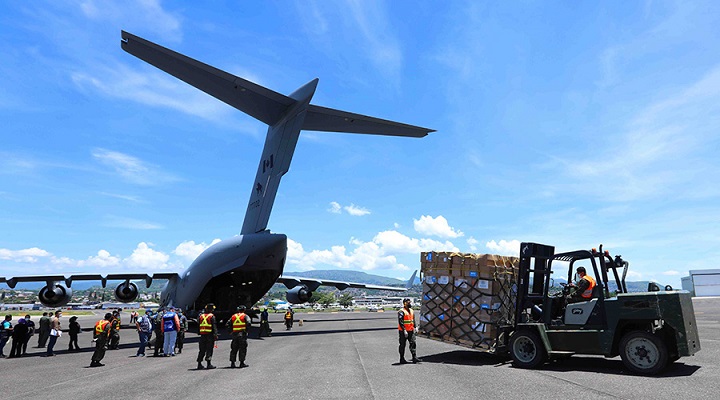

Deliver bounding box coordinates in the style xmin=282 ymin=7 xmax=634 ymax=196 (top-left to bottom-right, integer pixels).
xmin=419 ymin=251 xmax=518 ymax=350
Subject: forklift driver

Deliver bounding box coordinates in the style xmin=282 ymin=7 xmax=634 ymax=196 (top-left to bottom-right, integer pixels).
xmin=567 ymin=267 xmax=596 ymax=303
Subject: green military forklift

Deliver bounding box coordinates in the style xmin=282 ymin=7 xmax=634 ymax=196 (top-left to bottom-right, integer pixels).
xmin=508 ymin=242 xmax=700 ymax=375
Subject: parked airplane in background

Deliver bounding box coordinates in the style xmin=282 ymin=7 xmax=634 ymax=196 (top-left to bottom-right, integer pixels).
xmin=0 ymin=31 xmax=433 ymax=320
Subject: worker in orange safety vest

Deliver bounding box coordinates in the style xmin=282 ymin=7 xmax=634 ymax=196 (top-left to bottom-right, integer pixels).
xmin=90 ymin=313 xmax=113 ymax=367
xmin=196 ymin=303 xmax=218 ymax=370
xmin=568 ymin=266 xmax=597 ymax=302
xmin=398 ymin=298 xmax=420 ymax=364
xmin=227 ymin=305 xmax=251 ymax=368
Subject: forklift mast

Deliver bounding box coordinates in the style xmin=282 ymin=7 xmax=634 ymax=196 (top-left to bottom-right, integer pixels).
xmin=516 ymin=242 xmax=555 ymax=326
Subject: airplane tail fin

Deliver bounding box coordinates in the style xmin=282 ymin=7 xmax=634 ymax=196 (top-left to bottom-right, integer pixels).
xmin=406 ymin=270 xmax=418 ymax=289
xmin=121 ymin=31 xmax=434 ymax=235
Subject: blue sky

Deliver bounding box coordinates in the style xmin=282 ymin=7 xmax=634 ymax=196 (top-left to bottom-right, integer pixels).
xmin=1 ymin=1 xmax=719 ymax=289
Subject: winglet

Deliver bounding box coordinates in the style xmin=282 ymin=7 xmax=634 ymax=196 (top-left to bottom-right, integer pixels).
xmin=406 ymin=270 xmax=418 ymax=290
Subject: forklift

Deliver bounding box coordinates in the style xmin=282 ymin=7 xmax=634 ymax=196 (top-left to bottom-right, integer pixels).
xmin=508 ymin=242 xmax=700 ymax=375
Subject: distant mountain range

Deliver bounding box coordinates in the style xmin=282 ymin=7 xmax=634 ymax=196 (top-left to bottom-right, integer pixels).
xmin=3 ymin=269 xmax=668 ymax=293
xmin=283 ymin=270 xmax=410 ymax=286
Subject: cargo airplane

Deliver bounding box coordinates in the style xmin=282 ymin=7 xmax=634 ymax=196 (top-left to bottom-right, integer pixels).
xmin=0 ymin=31 xmax=432 ymax=320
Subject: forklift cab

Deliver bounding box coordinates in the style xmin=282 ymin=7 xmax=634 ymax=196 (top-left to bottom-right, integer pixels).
xmin=516 ymin=243 xmax=629 ymax=329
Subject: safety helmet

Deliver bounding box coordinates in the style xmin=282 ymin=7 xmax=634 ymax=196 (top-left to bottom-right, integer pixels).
xmin=237 ymin=305 xmax=246 ymax=311
xmin=104 ymin=313 xmax=113 ymax=319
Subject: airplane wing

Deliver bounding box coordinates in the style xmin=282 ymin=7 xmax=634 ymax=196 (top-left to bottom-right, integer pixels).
xmin=0 ymin=273 xmax=179 ymax=289
xmin=277 ymin=275 xmax=406 ymax=292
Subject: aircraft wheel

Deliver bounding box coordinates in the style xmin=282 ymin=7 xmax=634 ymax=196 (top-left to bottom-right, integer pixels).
xmin=510 ymin=330 xmax=546 ymax=369
xmin=619 ymin=330 xmax=668 ymax=375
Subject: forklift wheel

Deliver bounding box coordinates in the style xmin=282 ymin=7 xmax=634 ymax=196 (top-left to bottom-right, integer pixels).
xmin=619 ymin=330 xmax=669 ymax=375
xmin=510 ymin=330 xmax=546 ymax=369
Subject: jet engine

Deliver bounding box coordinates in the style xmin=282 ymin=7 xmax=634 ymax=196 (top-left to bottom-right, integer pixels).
xmin=286 ymin=285 xmax=312 ymax=304
xmin=114 ymin=281 xmax=139 ymax=302
xmin=38 ymin=283 xmax=73 ymax=307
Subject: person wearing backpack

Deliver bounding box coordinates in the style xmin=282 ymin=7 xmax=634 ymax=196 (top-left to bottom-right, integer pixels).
xmin=135 ymin=309 xmax=153 ymax=357
xmin=0 ymin=315 xmax=12 ymax=358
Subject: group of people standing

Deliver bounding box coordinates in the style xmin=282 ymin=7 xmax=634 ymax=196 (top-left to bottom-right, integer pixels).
xmin=91 ymin=306 xmax=188 ymax=367
xmin=0 ymin=310 xmax=69 ymax=358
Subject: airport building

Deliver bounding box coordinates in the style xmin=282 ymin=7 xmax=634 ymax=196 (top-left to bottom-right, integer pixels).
xmin=681 ymin=269 xmax=720 ymax=297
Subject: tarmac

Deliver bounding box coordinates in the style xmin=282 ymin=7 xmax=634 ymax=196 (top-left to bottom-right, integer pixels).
xmin=1 ymin=298 xmax=718 ymax=400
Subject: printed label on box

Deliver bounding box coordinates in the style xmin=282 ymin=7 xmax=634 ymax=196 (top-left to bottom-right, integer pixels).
xmin=438 ymin=276 xmax=450 ymax=285
xmin=477 ymin=279 xmax=490 ymax=290
xmin=471 ymin=322 xmax=487 ymax=332
xmin=425 ymin=276 xmax=437 ymax=284
xmin=468 ymin=271 xmax=478 ymax=277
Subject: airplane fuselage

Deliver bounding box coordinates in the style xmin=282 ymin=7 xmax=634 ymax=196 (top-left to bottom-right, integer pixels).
xmin=163 ymin=232 xmax=286 ymax=318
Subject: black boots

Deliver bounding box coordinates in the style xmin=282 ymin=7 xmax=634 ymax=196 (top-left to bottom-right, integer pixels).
xmin=197 ymin=362 xmax=205 ymax=370
xmin=90 ymin=361 xmax=105 ymax=367
xmin=206 ymin=361 xmax=216 ymax=370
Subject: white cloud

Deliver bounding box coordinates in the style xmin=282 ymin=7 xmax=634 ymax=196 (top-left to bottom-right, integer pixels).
xmin=344 ymin=204 xmax=371 ymax=216
xmin=327 ymin=201 xmax=371 ymax=216
xmin=0 ymin=247 xmax=51 ymax=263
xmin=286 ymin=230 xmax=458 ymax=273
xmin=467 ymin=236 xmax=479 ymax=251
xmin=328 ymin=201 xmax=342 ymax=214
xmin=173 ymin=239 xmax=221 ymax=261
xmin=77 ymin=250 xmax=121 ymax=268
xmin=547 ymin=64 xmax=720 ymax=202
xmin=124 ymin=242 xmax=170 ymax=270
xmin=92 ymin=148 xmax=179 ymax=186
xmin=99 ymin=192 xmax=144 ymax=203
xmin=297 ymin=1 xmax=402 ymax=84
xmin=413 ymin=215 xmax=464 ymax=238
xmin=103 ymin=215 xmax=164 ymax=230
xmin=485 ymin=240 xmax=521 ymax=256
xmin=79 ymin=0 xmax=182 ymax=43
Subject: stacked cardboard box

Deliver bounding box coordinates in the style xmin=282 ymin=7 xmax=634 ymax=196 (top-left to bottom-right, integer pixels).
xmin=419 ymin=251 xmax=518 ymax=350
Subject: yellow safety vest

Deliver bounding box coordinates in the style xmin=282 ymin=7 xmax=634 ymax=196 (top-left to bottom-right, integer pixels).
xmin=95 ymin=320 xmax=110 ymax=336
xmin=231 ymin=313 xmax=247 ymax=332
xmin=199 ymin=313 xmax=214 ymax=334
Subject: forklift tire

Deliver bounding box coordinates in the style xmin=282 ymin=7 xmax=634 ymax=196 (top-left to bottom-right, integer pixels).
xmin=619 ymin=330 xmax=669 ymax=375
xmin=510 ymin=330 xmax=546 ymax=369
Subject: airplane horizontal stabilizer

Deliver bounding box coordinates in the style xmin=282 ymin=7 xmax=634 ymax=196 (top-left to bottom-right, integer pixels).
xmin=303 ymin=105 xmax=434 ymax=137
xmin=121 ymin=30 xmax=293 ymax=126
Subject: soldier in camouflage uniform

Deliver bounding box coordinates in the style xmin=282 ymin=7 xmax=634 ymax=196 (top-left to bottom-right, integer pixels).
xmin=175 ymin=308 xmax=188 ymax=354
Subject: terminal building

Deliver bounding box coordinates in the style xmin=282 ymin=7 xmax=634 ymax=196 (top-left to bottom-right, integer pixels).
xmin=681 ymin=269 xmax=720 ymax=297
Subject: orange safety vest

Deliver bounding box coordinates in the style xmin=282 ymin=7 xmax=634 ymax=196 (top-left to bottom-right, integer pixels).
xmin=199 ymin=313 xmax=214 ymax=334
xmin=95 ymin=320 xmax=110 ymax=336
xmin=284 ymin=311 xmax=293 ymax=320
xmin=114 ymin=316 xmax=121 ymax=331
xmin=398 ymin=308 xmax=414 ymax=332
xmin=581 ymin=275 xmax=597 ymax=299
xmin=231 ymin=313 xmax=247 ymax=332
